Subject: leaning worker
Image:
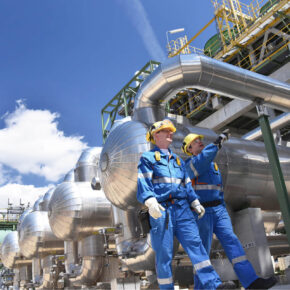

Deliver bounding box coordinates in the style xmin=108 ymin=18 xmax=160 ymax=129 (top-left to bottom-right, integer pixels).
xmin=137 ymin=119 xmax=229 ymax=290
xmin=182 ymin=130 xmax=277 ymax=290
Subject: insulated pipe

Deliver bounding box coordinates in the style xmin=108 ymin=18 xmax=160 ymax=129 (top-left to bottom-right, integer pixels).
xmin=113 ymin=206 xmax=156 ymax=272
xmin=242 ymin=112 xmax=290 ymax=140
xmin=64 ymin=241 xmax=79 ymax=275
xmin=120 ymin=238 xmax=155 ymax=273
xmin=68 ymin=235 xmax=105 ymax=287
xmin=133 ymin=54 xmax=290 ymax=124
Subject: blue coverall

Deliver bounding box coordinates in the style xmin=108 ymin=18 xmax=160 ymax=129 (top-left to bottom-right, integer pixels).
xmin=185 ymin=143 xmax=259 ymax=289
xmin=137 ymin=146 xmax=222 ymax=289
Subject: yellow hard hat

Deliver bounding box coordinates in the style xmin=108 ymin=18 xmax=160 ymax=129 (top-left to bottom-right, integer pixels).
xmin=181 ymin=133 xmax=204 ymax=155
xmin=146 ymin=119 xmax=176 ymax=144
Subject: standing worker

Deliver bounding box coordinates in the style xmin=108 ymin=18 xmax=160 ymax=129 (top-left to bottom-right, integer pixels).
xmin=137 ymin=119 xmax=232 ymax=290
xmin=182 ymin=130 xmax=277 ymax=289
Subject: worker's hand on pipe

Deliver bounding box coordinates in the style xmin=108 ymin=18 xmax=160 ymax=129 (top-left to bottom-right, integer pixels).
xmin=145 ymin=197 xmax=165 ymax=219
xmin=214 ymin=129 xmax=230 ymax=149
xmin=191 ymin=199 xmax=205 ymax=219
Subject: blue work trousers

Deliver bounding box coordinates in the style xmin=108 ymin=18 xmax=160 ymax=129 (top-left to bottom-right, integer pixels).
xmin=194 ymin=204 xmax=258 ymax=289
xmin=150 ymin=199 xmax=221 ymax=289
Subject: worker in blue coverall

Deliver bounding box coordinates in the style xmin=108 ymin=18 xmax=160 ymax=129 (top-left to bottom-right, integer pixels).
xmin=137 ymin=119 xmax=233 ymax=290
xmin=182 ymin=131 xmax=277 ymax=290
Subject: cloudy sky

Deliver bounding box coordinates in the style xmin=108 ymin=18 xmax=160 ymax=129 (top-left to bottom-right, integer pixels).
xmin=0 ymin=0 xmax=217 ymax=208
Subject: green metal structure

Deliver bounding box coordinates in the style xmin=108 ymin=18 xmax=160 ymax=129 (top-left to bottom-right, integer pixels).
xmin=257 ymin=104 xmax=290 ymax=245
xmin=0 ymin=221 xmax=17 ymax=231
xmin=101 ymin=60 xmax=160 ymax=143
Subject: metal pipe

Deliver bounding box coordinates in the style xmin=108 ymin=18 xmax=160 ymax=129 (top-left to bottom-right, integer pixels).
xmin=69 ymin=257 xmax=104 ymax=287
xmin=68 ymin=235 xmax=105 ymax=287
xmin=133 ymin=54 xmax=290 ymax=124
xmin=120 ymin=237 xmax=155 ymax=273
xmin=112 ymin=206 xmax=156 ymax=272
xmin=64 ymin=241 xmax=79 ymax=275
xmin=242 ymin=112 xmax=290 ymax=140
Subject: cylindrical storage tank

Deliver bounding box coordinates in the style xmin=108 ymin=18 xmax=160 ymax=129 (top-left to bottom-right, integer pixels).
xmin=39 ymin=188 xmax=54 ymax=211
xmin=100 ymin=120 xmax=149 ymax=210
xmin=75 ymin=147 xmax=102 ymax=182
xmin=100 ymin=119 xmax=290 ymax=211
xmin=1 ymin=231 xmax=20 ymax=268
xmin=18 ymin=211 xmax=63 ymax=258
xmin=0 ymin=230 xmax=12 ymax=244
xmin=48 ymin=181 xmax=113 ymax=240
xmin=63 ymin=169 xmax=75 ymax=182
xmin=18 ymin=208 xmax=32 ymax=230
xmin=33 ymin=195 xmax=44 ymax=211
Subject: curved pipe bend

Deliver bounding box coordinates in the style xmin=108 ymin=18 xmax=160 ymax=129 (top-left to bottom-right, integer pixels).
xmin=133 ymin=54 xmax=290 ymax=124
xmin=120 ymin=235 xmax=155 ymax=273
xmin=68 ymin=256 xmax=104 ymax=287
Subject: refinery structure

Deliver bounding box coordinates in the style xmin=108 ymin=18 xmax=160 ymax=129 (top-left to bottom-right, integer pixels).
xmin=0 ymin=0 xmax=290 ymax=288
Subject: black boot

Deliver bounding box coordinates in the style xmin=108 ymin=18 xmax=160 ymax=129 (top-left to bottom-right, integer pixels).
xmin=246 ymin=276 xmax=277 ymax=289
xmin=217 ymin=281 xmax=236 ymax=289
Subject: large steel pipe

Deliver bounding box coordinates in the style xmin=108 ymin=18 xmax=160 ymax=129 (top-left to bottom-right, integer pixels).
xmin=68 ymin=235 xmax=105 ymax=287
xmin=133 ymin=54 xmax=290 ymax=124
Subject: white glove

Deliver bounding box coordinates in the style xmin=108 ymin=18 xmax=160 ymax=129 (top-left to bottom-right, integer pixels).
xmin=191 ymin=199 xmax=205 ymax=219
xmin=145 ymin=197 xmax=165 ymax=219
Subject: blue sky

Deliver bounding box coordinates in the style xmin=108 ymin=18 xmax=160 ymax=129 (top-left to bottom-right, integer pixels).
xmin=0 ymin=0 xmax=217 ymax=207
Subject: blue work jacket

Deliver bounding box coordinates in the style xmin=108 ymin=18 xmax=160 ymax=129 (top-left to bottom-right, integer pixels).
xmin=185 ymin=143 xmax=224 ymax=203
xmin=137 ymin=146 xmax=197 ymax=204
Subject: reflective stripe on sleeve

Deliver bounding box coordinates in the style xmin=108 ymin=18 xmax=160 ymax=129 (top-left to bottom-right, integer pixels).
xmin=153 ymin=177 xmax=183 ymax=185
xmin=157 ymin=276 xmax=173 ymax=285
xmin=138 ymin=172 xmax=153 ymax=179
xmin=185 ymin=177 xmax=191 ymax=184
xmin=193 ymin=259 xmax=212 ymax=273
xmin=195 ymin=184 xmax=223 ymax=191
xmin=190 ymin=162 xmax=199 ymax=177
xmin=232 ymin=255 xmax=247 ymax=265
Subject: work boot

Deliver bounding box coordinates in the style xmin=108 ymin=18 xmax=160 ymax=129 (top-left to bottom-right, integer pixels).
xmin=217 ymin=281 xmax=236 ymax=289
xmin=246 ymin=276 xmax=277 ymax=289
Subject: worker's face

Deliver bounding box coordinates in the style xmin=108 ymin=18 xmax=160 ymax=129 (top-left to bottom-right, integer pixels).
xmin=187 ymin=138 xmax=204 ymax=155
xmin=153 ymin=129 xmax=174 ymax=149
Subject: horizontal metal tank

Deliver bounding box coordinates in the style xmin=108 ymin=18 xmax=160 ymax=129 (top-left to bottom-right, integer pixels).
xmin=48 ymin=181 xmax=113 ymax=240
xmin=100 ymin=118 xmax=290 ymax=211
xmin=48 ymin=147 xmax=113 ymax=240
xmin=1 ymin=232 xmax=20 ymax=269
xmin=18 ymin=192 xmax=63 ymax=259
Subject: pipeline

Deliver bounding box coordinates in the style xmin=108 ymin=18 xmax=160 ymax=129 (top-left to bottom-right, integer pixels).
xmin=133 ymin=54 xmax=290 ymax=124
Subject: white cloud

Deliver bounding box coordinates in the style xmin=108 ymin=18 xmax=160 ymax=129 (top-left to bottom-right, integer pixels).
xmin=0 ymin=100 xmax=87 ymax=182
xmin=117 ymin=0 xmax=166 ymax=61
xmin=0 ymin=183 xmax=51 ymax=209
xmin=0 ymin=164 xmax=22 ymax=186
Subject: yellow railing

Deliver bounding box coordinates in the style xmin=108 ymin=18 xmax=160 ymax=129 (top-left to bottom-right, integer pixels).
xmin=170 ymin=21 xmax=289 ymax=117
xmin=235 ymin=22 xmax=289 ymax=70
xmin=168 ymin=37 xmax=204 ymax=57
xmin=168 ymin=0 xmax=289 ymax=117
